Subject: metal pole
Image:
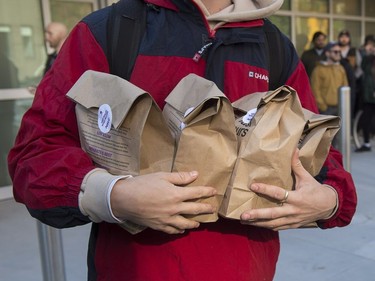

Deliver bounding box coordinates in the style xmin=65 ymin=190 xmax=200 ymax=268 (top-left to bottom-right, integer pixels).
xmin=36 ymin=221 xmax=66 ymax=281
xmin=338 ymin=86 xmax=351 ymax=172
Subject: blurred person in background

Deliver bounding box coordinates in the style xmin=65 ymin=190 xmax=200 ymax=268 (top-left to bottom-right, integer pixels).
xmin=355 ymin=35 xmax=375 ymax=115
xmin=338 ymin=29 xmax=362 ymax=75
xmin=27 ymin=22 xmax=68 ymax=95
xmin=301 ymin=31 xmax=327 ymax=79
xmin=338 ymin=29 xmax=362 ymax=115
xmin=43 ymin=22 xmax=68 ymax=75
xmin=311 ymin=41 xmax=348 ymax=116
xmin=358 ymin=35 xmax=375 ymax=58
xmin=355 ymin=35 xmax=375 ymax=152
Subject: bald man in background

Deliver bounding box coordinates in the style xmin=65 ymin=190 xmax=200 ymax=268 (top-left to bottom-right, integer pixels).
xmin=43 ymin=22 xmax=68 ymax=75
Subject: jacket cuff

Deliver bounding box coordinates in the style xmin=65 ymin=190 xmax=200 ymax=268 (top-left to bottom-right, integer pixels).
xmin=79 ymin=168 xmax=130 ymax=223
xmin=320 ymin=184 xmax=339 ymax=220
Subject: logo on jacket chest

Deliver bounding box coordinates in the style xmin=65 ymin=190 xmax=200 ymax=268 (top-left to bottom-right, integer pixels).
xmin=249 ymin=71 xmax=269 ymax=83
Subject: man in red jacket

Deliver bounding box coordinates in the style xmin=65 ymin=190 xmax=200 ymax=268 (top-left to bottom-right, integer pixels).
xmin=8 ymin=0 xmax=357 ymax=280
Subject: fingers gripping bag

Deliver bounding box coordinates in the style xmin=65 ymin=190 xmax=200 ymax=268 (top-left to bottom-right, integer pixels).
xmin=219 ymin=86 xmax=306 ymax=220
xmin=163 ymin=74 xmax=238 ymax=222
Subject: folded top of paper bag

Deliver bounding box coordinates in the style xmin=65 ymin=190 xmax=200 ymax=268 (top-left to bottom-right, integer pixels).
xmin=164 ymin=73 xmax=228 ymax=124
xmin=66 ymin=70 xmax=154 ymax=129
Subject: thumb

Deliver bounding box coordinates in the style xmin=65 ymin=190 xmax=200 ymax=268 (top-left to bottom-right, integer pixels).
xmin=291 ymin=148 xmax=308 ymax=179
xmin=167 ymin=171 xmax=199 ymax=186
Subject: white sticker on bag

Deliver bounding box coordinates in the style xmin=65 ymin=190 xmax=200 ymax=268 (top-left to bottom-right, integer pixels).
xmin=184 ymin=107 xmax=195 ymax=117
xmin=179 ymin=107 xmax=195 ymax=130
xmin=242 ymin=108 xmax=257 ymax=124
xmin=98 ymin=104 xmax=112 ymax=133
xmin=179 ymin=122 xmax=186 ymax=130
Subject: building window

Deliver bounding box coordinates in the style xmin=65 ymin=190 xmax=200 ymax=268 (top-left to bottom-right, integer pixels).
xmin=0 ymin=26 xmax=11 ymax=57
xmin=20 ymin=26 xmax=35 ymax=58
xmin=280 ymin=0 xmax=291 ymax=10
xmin=0 ymin=0 xmax=45 ymax=88
xmin=0 ymin=96 xmax=33 ymax=187
xmin=295 ymin=17 xmax=329 ymax=56
xmin=365 ymin=22 xmax=375 ymax=37
xmin=333 ymin=20 xmax=361 ymax=45
xmin=0 ymin=0 xmax=44 ymax=188
xmin=365 ymin=0 xmax=375 ymax=17
xmin=50 ymin=0 xmax=97 ymax=31
xmin=295 ymin=0 xmax=329 ymax=13
xmin=333 ymin=0 xmax=361 ymax=16
xmin=274 ymin=0 xmax=372 ymax=51
xmin=269 ymin=15 xmax=291 ymax=38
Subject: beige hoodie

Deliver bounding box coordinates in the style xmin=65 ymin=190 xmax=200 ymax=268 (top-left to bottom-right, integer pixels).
xmin=194 ymin=0 xmax=284 ymax=26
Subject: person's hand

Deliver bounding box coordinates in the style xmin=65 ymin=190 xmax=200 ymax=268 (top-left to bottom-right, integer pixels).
xmin=240 ymin=149 xmax=337 ymax=231
xmin=110 ymin=171 xmax=217 ymax=234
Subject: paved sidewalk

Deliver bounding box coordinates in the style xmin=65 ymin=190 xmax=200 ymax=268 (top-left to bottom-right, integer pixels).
xmin=0 ymin=198 xmax=90 ymax=281
xmin=275 ymin=148 xmax=375 ymax=281
xmin=1 ymin=146 xmax=374 ymax=281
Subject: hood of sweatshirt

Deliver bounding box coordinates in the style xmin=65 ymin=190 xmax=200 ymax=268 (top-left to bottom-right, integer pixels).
xmin=194 ymin=0 xmax=284 ymax=22
xmin=149 ymin=0 xmax=284 ymax=23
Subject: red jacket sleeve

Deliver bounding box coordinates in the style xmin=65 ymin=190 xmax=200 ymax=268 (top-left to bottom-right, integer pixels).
xmin=285 ymin=59 xmax=357 ymax=229
xmin=7 ymin=22 xmax=110 ymax=227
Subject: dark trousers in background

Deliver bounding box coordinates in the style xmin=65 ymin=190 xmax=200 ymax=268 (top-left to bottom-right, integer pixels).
xmin=361 ymin=103 xmax=375 ymax=143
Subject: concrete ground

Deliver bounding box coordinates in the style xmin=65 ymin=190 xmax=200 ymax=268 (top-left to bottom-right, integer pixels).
xmin=1 ymin=145 xmax=374 ymax=281
xmin=275 ymin=146 xmax=375 ymax=281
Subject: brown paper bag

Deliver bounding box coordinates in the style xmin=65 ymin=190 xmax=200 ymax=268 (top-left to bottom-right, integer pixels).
xmin=219 ymin=86 xmax=306 ymax=219
xmin=67 ymin=70 xmax=174 ymax=175
xmin=299 ymin=109 xmax=341 ymax=176
xmin=163 ymin=74 xmax=238 ymax=222
xmin=289 ymin=109 xmax=340 ymax=229
xmin=67 ymin=70 xmax=174 ymax=233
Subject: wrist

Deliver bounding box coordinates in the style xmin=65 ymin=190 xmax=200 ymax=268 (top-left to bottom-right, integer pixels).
xmin=110 ymin=176 xmax=147 ymax=234
xmin=107 ymin=176 xmax=133 ymax=222
xmin=79 ymin=168 xmax=131 ymax=223
xmin=320 ymin=184 xmax=339 ymax=220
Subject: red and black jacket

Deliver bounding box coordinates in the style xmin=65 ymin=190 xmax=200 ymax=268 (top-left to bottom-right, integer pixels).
xmin=8 ymin=1 xmax=356 ymax=280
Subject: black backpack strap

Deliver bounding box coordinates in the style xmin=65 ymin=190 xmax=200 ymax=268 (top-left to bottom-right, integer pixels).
xmin=107 ymin=0 xmax=147 ymax=80
xmin=263 ymin=18 xmax=284 ymax=90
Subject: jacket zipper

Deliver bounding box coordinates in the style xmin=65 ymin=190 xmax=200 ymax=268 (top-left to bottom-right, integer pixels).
xmin=190 ymin=1 xmax=218 ymax=63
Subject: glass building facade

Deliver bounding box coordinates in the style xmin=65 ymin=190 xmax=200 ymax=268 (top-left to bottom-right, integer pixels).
xmin=271 ymin=0 xmax=375 ymax=56
xmin=1 ymin=0 xmax=374 ymax=188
